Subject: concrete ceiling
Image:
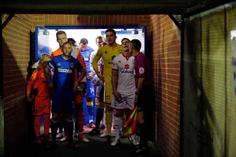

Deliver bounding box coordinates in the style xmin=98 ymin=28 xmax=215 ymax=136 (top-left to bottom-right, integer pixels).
xmin=0 ymin=0 xmax=232 ymax=16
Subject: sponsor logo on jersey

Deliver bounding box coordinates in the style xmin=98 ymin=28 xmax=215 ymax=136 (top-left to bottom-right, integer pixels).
xmin=121 ymin=70 xmax=134 ymax=74
xmin=124 ymin=64 xmax=129 ymax=69
xmin=58 ymin=68 xmax=72 ymax=73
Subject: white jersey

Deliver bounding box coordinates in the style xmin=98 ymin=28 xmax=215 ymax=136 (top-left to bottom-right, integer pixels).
xmin=112 ymin=54 xmax=136 ymax=95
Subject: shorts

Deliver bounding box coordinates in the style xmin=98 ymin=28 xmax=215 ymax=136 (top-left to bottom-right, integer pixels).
xmin=111 ymin=94 xmax=135 ymax=110
xmin=86 ymin=79 xmax=95 ymax=99
xmin=137 ymin=84 xmax=155 ymax=112
xmin=52 ymin=91 xmax=74 ymax=114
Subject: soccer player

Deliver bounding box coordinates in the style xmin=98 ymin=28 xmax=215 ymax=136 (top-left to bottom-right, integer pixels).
xmin=92 ymin=28 xmax=123 ymax=143
xmin=47 ymin=41 xmax=84 ymax=148
xmin=79 ymin=38 xmax=96 ymax=128
xmin=89 ymin=36 xmax=106 ymax=135
xmin=51 ymin=31 xmax=86 ymax=142
xmin=110 ymin=38 xmax=136 ymax=146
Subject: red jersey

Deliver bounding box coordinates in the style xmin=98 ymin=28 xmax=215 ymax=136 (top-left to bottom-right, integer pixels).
xmin=27 ymin=67 xmax=51 ymax=98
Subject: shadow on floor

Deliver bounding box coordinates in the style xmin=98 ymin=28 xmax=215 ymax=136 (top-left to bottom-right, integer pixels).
xmin=27 ymin=130 xmax=162 ymax=157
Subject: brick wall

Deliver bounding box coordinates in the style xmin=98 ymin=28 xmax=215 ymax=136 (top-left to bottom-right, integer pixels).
xmin=150 ymin=15 xmax=181 ymax=157
xmin=2 ymin=14 xmax=33 ymax=157
xmin=31 ymin=14 xmax=150 ymax=28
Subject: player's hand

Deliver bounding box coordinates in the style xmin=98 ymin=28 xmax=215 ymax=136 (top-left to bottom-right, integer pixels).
xmin=113 ymin=91 xmax=122 ymax=103
xmin=134 ymin=94 xmax=138 ymax=105
xmin=97 ymin=73 xmax=104 ymax=82
xmin=87 ymin=72 xmax=94 ymax=79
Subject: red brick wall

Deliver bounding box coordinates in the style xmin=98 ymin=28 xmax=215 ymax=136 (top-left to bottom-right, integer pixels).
xmin=150 ymin=15 xmax=181 ymax=157
xmin=31 ymin=14 xmax=150 ymax=28
xmin=2 ymin=14 xmax=33 ymax=157
xmin=32 ymin=14 xmax=78 ymax=25
xmin=77 ymin=15 xmax=149 ymax=26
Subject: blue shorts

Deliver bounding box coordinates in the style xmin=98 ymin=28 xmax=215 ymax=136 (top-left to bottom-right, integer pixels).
xmin=52 ymin=91 xmax=74 ymax=114
xmin=86 ymin=79 xmax=95 ymax=99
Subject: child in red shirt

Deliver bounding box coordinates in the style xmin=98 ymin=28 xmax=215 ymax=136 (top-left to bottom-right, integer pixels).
xmin=27 ymin=54 xmax=51 ymax=144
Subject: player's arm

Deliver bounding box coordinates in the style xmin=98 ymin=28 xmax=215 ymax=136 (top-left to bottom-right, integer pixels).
xmin=45 ymin=60 xmax=55 ymax=90
xmin=76 ymin=48 xmax=86 ymax=82
xmin=92 ymin=48 xmax=104 ymax=81
xmin=136 ymin=77 xmax=145 ymax=95
xmin=74 ymin=60 xmax=86 ymax=92
xmin=135 ymin=59 xmax=146 ymax=95
xmin=87 ymin=50 xmax=96 ymax=79
xmin=26 ymin=70 xmax=37 ymax=101
xmin=76 ymin=48 xmax=86 ymax=71
xmin=111 ymin=57 xmax=121 ymax=101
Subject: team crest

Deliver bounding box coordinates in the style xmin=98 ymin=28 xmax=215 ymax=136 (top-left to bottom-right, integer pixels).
xmin=57 ymin=62 xmax=61 ymax=67
xmin=125 ymin=64 xmax=129 ymax=69
xmin=70 ymin=63 xmax=74 ymax=68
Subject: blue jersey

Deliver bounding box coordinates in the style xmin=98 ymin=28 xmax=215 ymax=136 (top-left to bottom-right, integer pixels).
xmin=80 ymin=47 xmax=96 ymax=99
xmin=80 ymin=47 xmax=94 ymax=74
xmin=49 ymin=55 xmax=83 ymax=113
xmin=49 ymin=55 xmax=82 ymax=93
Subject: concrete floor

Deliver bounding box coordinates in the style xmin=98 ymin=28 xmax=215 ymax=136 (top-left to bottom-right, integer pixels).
xmin=27 ymin=128 xmax=162 ymax=157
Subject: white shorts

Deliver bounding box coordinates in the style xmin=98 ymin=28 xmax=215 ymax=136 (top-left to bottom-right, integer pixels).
xmin=111 ymin=94 xmax=135 ymax=110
